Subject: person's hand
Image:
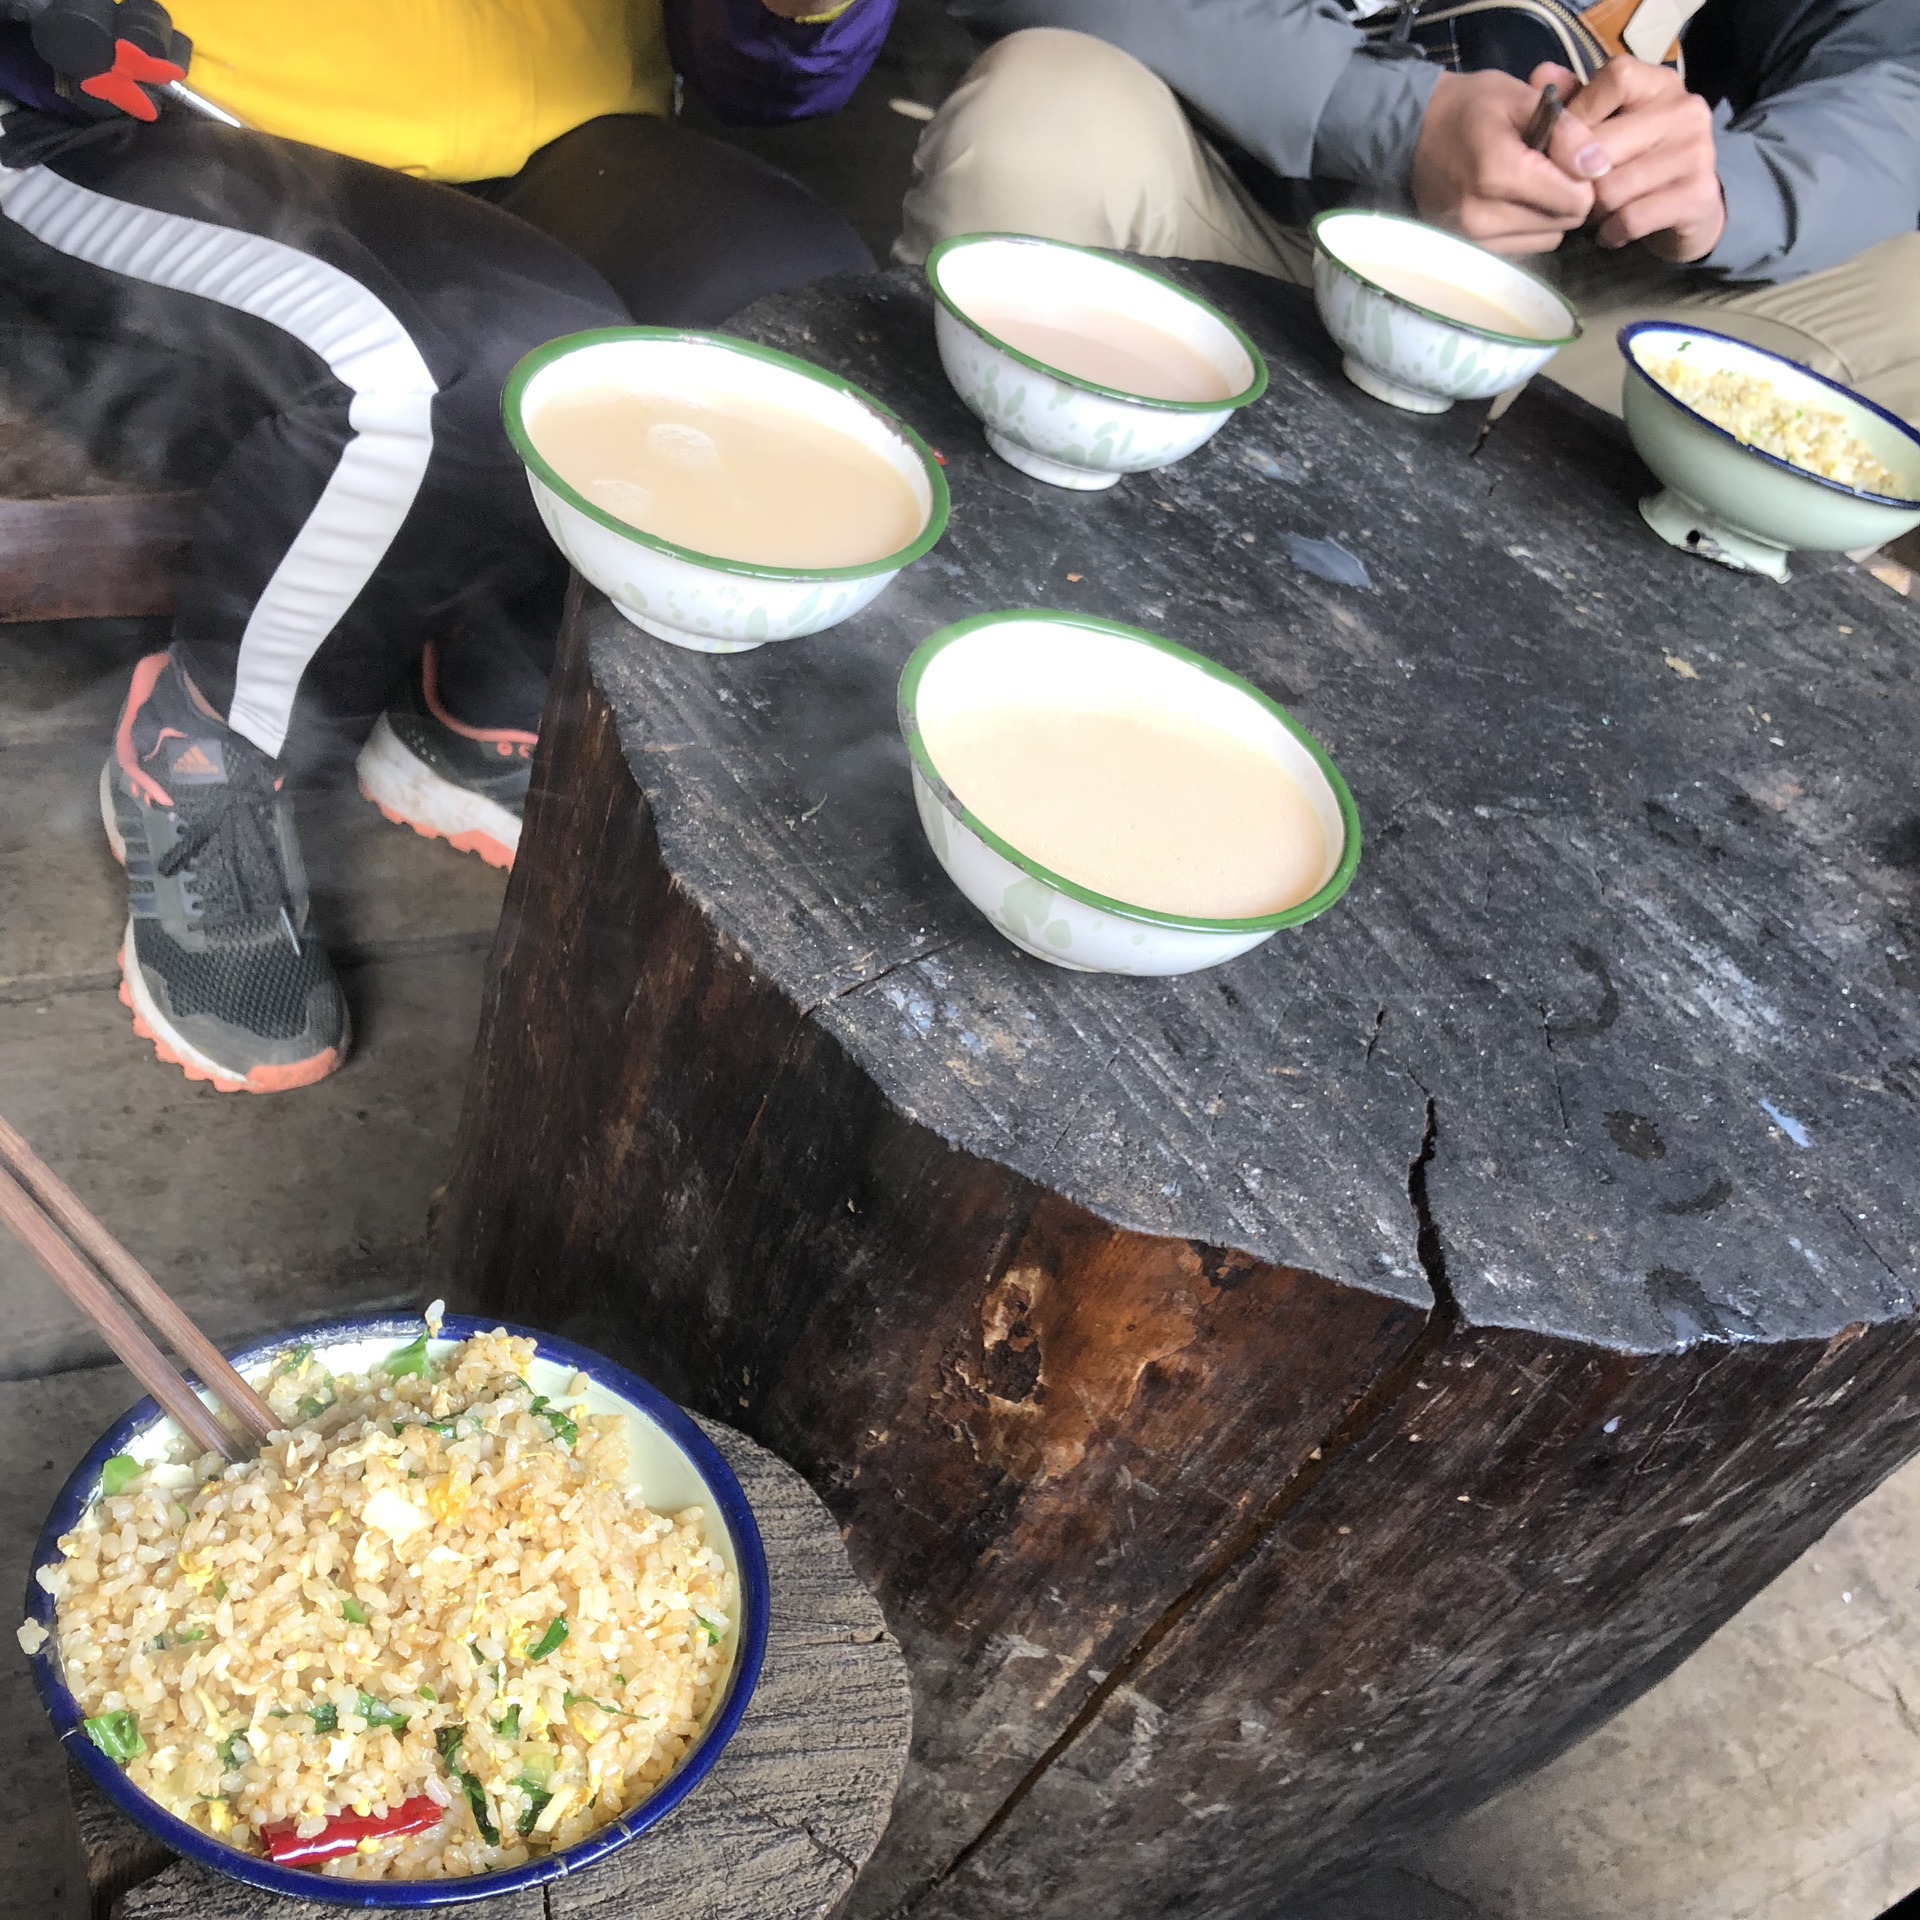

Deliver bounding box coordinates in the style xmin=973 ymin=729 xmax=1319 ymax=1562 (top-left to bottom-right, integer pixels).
xmin=1411 ymin=69 xmax=1596 ymax=254
xmin=1531 ymin=57 xmax=1726 ymax=262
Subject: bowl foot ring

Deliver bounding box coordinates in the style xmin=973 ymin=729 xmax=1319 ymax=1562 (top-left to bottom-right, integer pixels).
xmin=614 ymin=605 xmax=769 ymax=653
xmin=1339 ymin=354 xmax=1454 ymax=415
xmin=984 ymin=428 xmax=1124 ymax=491
xmin=1638 ymin=488 xmax=1792 ymax=583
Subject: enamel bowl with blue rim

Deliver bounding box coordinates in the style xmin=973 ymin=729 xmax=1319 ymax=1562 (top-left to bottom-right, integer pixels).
xmin=23 ymin=1313 xmax=769 ymax=1907
xmin=1619 ymin=321 xmax=1920 ymax=582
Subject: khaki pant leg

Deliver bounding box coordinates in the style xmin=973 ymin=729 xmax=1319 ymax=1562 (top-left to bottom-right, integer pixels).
xmin=1540 ymin=230 xmax=1920 ymax=428
xmin=895 ymin=27 xmax=1313 ymax=285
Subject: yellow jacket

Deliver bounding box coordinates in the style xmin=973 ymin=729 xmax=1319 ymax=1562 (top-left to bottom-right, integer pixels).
xmin=174 ymin=1 xmax=671 ymax=182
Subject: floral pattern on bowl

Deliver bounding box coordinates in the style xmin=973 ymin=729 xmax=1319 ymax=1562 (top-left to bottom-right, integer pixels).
xmin=926 ymin=234 xmax=1266 ymax=491
xmin=1311 ymin=210 xmax=1578 ymax=415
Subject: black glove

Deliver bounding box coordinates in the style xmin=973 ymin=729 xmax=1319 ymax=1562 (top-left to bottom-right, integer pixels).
xmin=13 ymin=0 xmax=190 ymax=121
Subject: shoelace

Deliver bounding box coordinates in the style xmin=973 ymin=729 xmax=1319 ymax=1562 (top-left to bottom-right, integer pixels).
xmin=154 ymin=781 xmax=304 ymax=954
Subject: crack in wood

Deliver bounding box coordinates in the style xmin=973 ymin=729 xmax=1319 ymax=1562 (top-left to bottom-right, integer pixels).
xmin=1539 ymin=1002 xmax=1573 ymax=1136
xmin=894 ymin=1101 xmax=1458 ymax=1918
xmin=1364 ymin=1006 xmax=1388 ymax=1067
xmin=821 ymin=934 xmax=971 ymax=1011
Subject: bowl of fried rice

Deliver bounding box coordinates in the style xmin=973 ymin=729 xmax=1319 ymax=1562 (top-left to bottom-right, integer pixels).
xmin=18 ymin=1310 xmax=769 ymax=1906
xmin=1619 ymin=321 xmax=1920 ymax=581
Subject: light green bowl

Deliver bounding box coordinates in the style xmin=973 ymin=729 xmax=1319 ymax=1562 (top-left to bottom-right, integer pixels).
xmin=1620 ymin=322 xmax=1920 ymax=581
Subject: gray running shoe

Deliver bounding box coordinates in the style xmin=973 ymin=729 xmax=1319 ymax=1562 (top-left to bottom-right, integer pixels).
xmin=354 ymin=642 xmax=533 ymax=871
xmin=101 ymin=650 xmax=349 ymax=1093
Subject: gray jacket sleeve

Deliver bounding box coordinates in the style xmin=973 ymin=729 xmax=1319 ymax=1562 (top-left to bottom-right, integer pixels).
xmin=1703 ymin=59 xmax=1920 ymax=282
xmin=948 ymin=0 xmax=1441 ymax=186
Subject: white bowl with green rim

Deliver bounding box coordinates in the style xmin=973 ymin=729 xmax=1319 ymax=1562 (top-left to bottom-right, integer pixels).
xmin=1311 ymin=209 xmax=1579 ymax=415
xmin=926 ymin=234 xmax=1267 ymax=491
xmin=1619 ymin=321 xmax=1920 ymax=582
xmin=503 ymin=328 xmax=949 ymax=653
xmin=898 ymin=612 xmax=1360 ymax=976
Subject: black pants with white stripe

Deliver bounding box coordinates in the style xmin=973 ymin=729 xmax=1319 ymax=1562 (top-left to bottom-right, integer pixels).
xmin=0 ymin=110 xmax=870 ymax=773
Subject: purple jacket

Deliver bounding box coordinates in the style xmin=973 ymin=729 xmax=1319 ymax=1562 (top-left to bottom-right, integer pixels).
xmin=666 ymin=0 xmax=901 ymax=124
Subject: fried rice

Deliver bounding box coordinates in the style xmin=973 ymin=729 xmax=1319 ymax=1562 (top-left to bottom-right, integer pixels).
xmin=20 ymin=1326 xmax=735 ymax=1879
xmin=1644 ymin=352 xmax=1905 ymax=496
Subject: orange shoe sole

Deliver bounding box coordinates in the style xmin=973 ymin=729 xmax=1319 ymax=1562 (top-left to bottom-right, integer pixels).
xmin=115 ymin=940 xmax=343 ymax=1095
xmin=358 ymin=785 xmax=515 ymax=871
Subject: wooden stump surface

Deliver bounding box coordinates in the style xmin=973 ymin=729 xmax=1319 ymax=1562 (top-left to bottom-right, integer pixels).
xmin=64 ymin=1421 xmax=911 ymax=1920
xmin=437 ymin=265 xmax=1920 ymax=1917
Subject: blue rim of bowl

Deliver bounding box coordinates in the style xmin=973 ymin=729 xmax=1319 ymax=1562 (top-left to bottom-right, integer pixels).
xmin=924 ymin=233 xmax=1270 ymax=414
xmin=24 ymin=1312 xmax=771 ymax=1909
xmin=1618 ymin=320 xmax=1920 ymax=509
xmin=502 ymin=326 xmax=951 ymax=583
xmin=897 ymin=610 xmax=1362 ymax=935
xmin=1309 ymin=208 xmax=1581 ymax=350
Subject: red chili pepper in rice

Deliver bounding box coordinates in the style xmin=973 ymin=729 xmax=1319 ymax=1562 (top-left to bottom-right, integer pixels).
xmin=260 ymin=1795 xmax=444 ymax=1866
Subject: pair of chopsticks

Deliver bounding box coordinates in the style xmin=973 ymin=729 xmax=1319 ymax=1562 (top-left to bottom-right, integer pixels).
xmin=0 ymin=1115 xmax=277 ymax=1463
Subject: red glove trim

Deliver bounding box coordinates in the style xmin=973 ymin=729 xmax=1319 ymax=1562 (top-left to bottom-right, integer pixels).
xmin=78 ymin=39 xmax=186 ymax=122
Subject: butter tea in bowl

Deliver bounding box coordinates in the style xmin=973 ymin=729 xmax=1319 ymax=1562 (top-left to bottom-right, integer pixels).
xmin=1311 ymin=209 xmax=1579 ymax=414
xmin=504 ymin=329 xmax=949 ymax=653
xmin=927 ymin=234 xmax=1267 ymax=490
xmin=898 ymin=612 xmax=1359 ymax=976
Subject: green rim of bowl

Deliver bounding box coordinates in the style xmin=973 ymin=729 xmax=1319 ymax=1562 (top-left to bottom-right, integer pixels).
xmin=924 ymin=233 xmax=1270 ymax=415
xmin=1310 ymin=209 xmax=1582 ymax=350
xmin=898 ymin=611 xmax=1362 ymax=935
xmin=502 ymin=327 xmax=952 ymax=584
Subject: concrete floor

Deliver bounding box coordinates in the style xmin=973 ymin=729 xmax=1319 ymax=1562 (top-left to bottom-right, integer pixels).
xmin=3 ymin=11 xmax=1918 ymax=1917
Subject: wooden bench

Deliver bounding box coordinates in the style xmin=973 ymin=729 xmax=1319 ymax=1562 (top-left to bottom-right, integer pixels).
xmin=0 ymin=385 xmax=194 ymax=624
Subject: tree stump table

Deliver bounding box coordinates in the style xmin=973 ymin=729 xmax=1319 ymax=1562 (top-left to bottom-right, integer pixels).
xmin=63 ymin=1423 xmax=910 ymax=1920
xmin=436 ymin=264 xmax=1920 ymax=1920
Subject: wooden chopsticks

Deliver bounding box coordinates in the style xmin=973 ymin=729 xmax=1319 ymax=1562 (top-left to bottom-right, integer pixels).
xmin=0 ymin=1115 xmax=279 ymax=1463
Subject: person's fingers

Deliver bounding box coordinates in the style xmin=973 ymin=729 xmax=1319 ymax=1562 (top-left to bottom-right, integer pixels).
xmin=1588 ymin=140 xmax=1706 ymax=219
xmin=1595 ymin=182 xmax=1710 ymax=249
xmin=1570 ymin=96 xmax=1707 ymax=183
xmin=1564 ymin=54 xmax=1679 ymax=128
xmin=1457 ymin=219 xmax=1574 ymax=256
xmin=1453 ymin=190 xmax=1586 ymax=246
xmin=1527 ymin=61 xmax=1582 ymax=100
xmin=1495 ymin=150 xmax=1596 ymax=222
xmin=1545 ymin=111 xmax=1613 ymax=181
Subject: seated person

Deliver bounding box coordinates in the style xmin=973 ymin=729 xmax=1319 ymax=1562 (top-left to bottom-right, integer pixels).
xmin=0 ymin=0 xmax=897 ymax=1093
xmin=896 ymin=0 xmax=1920 ymax=426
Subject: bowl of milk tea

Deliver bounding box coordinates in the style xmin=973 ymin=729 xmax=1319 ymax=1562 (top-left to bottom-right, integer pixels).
xmin=1310 ymin=210 xmax=1579 ymax=415
xmin=898 ymin=612 xmax=1359 ymax=976
xmin=925 ymin=234 xmax=1267 ymax=491
xmin=504 ymin=329 xmax=950 ymax=652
